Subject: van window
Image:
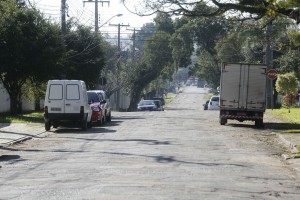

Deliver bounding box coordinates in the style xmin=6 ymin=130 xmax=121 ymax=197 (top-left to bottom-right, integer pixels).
xmin=66 ymin=84 xmax=80 ymax=100
xmin=49 ymin=84 xmax=63 ymax=100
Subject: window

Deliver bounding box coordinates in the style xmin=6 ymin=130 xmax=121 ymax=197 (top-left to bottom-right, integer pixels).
xmin=49 ymin=84 xmax=63 ymax=100
xmin=66 ymin=84 xmax=80 ymax=100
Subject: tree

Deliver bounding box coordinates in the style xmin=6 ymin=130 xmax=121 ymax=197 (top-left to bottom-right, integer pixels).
xmin=63 ymin=24 xmax=106 ymax=89
xmin=170 ymin=21 xmax=194 ymax=69
xmin=187 ymin=12 xmax=230 ymax=86
xmin=0 ymin=1 xmax=64 ymax=114
xmin=122 ymin=0 xmax=300 ymax=23
xmin=275 ymin=72 xmax=299 ymax=112
xmin=127 ymin=30 xmax=173 ymax=111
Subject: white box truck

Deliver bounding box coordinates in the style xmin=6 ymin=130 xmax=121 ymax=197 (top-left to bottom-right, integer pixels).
xmin=219 ymin=63 xmax=267 ymax=127
xmin=44 ymin=80 xmax=92 ymax=131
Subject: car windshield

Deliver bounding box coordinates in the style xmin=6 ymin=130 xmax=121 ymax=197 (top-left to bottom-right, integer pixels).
xmin=87 ymin=92 xmax=100 ymax=103
xmin=139 ymin=100 xmax=154 ymax=106
xmin=211 ymin=96 xmax=219 ymax=101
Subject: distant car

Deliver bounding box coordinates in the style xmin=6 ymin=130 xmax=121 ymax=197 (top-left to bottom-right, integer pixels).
xmin=151 ymin=97 xmax=165 ymax=106
xmin=87 ymin=91 xmax=105 ymax=126
xmin=153 ymin=100 xmax=164 ymax=111
xmin=203 ymin=100 xmax=209 ymax=110
xmin=88 ymin=90 xmax=112 ymax=123
xmin=208 ymin=96 xmax=220 ymax=110
xmin=137 ymin=100 xmax=157 ymax=111
xmin=208 ymin=88 xmax=219 ymax=94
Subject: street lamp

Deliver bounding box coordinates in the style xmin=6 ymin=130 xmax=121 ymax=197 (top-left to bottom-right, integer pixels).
xmin=99 ymin=14 xmax=123 ymax=29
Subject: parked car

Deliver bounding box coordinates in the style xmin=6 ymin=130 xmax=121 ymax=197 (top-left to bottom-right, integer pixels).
xmin=88 ymin=90 xmax=112 ymax=123
xmin=203 ymin=100 xmax=209 ymax=110
xmin=137 ymin=100 xmax=157 ymax=111
xmin=87 ymin=91 xmax=105 ymax=126
xmin=208 ymin=96 xmax=220 ymax=110
xmin=153 ymin=100 xmax=164 ymax=111
xmin=151 ymin=97 xmax=165 ymax=106
xmin=44 ymin=80 xmax=92 ymax=131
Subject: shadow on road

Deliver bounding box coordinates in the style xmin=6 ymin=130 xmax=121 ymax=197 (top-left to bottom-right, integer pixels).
xmin=264 ymin=122 xmax=300 ymax=131
xmin=101 ymin=151 xmax=249 ymax=168
xmin=0 ymin=154 xmax=21 ymax=162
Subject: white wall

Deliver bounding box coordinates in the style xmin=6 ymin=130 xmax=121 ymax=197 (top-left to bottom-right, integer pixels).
xmin=0 ymin=84 xmax=10 ymax=112
xmin=0 ymin=82 xmax=35 ymax=112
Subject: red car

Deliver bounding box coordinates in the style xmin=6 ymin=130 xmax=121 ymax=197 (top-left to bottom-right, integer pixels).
xmin=87 ymin=91 xmax=105 ymax=126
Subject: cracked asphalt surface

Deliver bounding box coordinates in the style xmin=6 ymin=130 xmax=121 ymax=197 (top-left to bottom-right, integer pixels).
xmin=1 ymin=86 xmax=300 ymax=199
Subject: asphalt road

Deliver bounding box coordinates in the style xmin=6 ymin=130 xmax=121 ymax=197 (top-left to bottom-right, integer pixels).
xmin=1 ymin=86 xmax=300 ymax=199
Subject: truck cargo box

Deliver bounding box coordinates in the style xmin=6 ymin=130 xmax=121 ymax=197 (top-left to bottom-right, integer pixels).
xmin=219 ymin=63 xmax=267 ymax=127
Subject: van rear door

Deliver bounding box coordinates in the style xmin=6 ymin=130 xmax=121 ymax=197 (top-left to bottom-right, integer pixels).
xmin=64 ymin=81 xmax=82 ymax=114
xmin=47 ymin=83 xmax=65 ymax=114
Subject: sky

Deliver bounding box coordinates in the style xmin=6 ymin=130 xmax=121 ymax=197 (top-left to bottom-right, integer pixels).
xmin=30 ymin=0 xmax=154 ymax=35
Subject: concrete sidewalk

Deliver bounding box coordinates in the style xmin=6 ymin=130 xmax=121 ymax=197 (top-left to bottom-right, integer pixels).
xmin=0 ymin=123 xmax=45 ymax=146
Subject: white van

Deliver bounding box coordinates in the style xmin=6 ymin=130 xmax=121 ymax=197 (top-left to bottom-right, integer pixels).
xmin=44 ymin=80 xmax=92 ymax=131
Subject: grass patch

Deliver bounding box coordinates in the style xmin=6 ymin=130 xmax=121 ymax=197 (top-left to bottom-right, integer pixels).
xmin=0 ymin=111 xmax=44 ymax=124
xmin=165 ymin=93 xmax=177 ymax=104
xmin=266 ymin=108 xmax=300 ymax=123
xmin=282 ymin=130 xmax=300 ymax=133
xmin=265 ymin=108 xmax=300 ymax=131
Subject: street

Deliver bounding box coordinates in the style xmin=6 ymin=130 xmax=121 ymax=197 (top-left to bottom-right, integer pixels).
xmin=1 ymin=86 xmax=300 ymax=199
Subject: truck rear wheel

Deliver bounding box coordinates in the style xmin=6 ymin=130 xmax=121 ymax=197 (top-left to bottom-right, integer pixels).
xmin=220 ymin=117 xmax=227 ymax=125
xmin=255 ymin=119 xmax=264 ymax=128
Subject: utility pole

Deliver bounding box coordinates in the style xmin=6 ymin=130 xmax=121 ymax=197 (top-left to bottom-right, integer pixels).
xmin=61 ymin=0 xmax=66 ymax=35
xmin=127 ymin=28 xmax=141 ymax=62
xmin=265 ymin=21 xmax=273 ymax=109
xmin=110 ymin=23 xmax=130 ymax=111
xmin=83 ymin=0 xmax=110 ymax=32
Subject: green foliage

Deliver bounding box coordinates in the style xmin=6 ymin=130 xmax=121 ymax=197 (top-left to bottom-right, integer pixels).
xmin=275 ymin=72 xmax=299 ymax=95
xmin=170 ymin=24 xmax=194 ymax=68
xmin=63 ymin=25 xmax=105 ymax=89
xmin=0 ymin=1 xmax=64 ymax=114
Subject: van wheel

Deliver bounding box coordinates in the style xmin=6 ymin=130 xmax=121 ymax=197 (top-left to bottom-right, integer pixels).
xmin=82 ymin=119 xmax=88 ymax=130
xmin=220 ymin=117 xmax=227 ymax=125
xmin=45 ymin=121 xmax=51 ymax=131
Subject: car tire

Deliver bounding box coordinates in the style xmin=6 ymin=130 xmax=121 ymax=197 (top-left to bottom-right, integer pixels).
xmin=45 ymin=121 xmax=51 ymax=131
xmin=88 ymin=121 xmax=92 ymax=129
xmin=82 ymin=119 xmax=88 ymax=130
xmin=107 ymin=112 xmax=111 ymax=122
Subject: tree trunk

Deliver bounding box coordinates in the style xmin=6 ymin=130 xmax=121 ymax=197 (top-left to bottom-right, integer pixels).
xmin=127 ymin=85 xmax=144 ymax=112
xmin=9 ymin=88 xmax=23 ymax=115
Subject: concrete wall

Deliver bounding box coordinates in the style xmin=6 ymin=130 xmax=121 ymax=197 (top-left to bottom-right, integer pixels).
xmin=0 ymin=82 xmax=35 ymax=112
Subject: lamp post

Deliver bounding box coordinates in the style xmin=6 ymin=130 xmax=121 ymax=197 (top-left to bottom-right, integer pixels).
xmin=99 ymin=14 xmax=123 ymax=29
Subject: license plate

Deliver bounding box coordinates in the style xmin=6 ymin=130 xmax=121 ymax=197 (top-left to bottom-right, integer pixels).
xmin=51 ymin=107 xmax=61 ymax=111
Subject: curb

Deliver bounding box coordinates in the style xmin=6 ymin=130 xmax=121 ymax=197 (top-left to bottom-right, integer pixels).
xmin=4 ymin=130 xmax=46 ymax=146
xmin=276 ymin=133 xmax=299 ymax=154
